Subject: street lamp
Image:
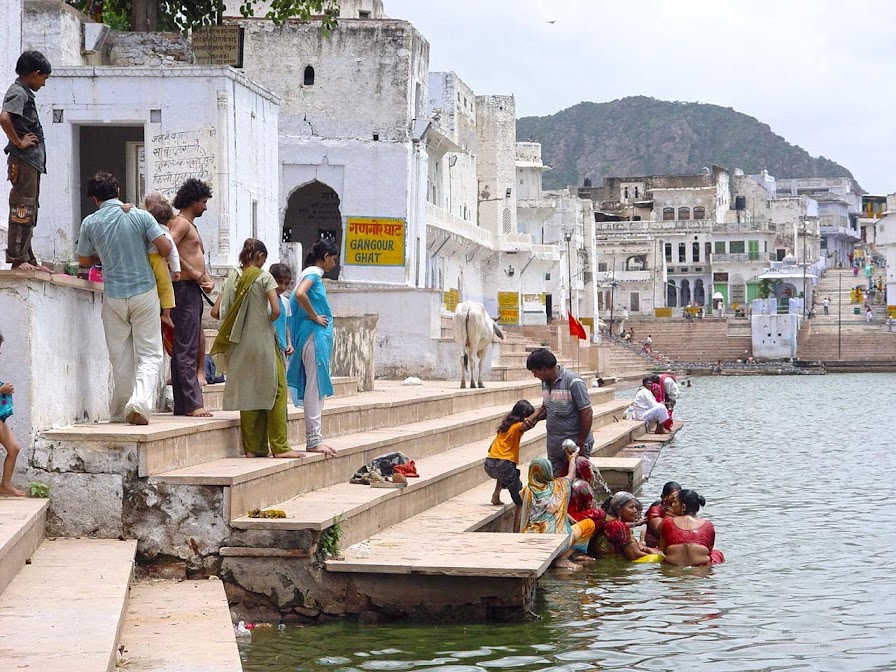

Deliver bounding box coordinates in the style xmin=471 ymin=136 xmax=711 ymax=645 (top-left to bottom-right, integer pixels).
xmin=799 ymin=221 xmax=808 ymax=319
xmin=564 ymin=231 xmax=573 ymax=316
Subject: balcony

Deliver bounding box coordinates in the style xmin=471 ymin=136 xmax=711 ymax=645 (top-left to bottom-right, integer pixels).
xmin=425 ymin=203 xmax=561 ymax=261
xmin=711 ymin=252 xmax=776 ymax=264
xmin=820 ymin=224 xmax=860 ymax=241
xmin=605 ymin=270 xmax=652 ymax=283
xmin=426 ymin=202 xmax=495 ymax=248
xmin=593 ymin=219 xmax=711 ymax=235
xmin=711 ymin=220 xmax=777 ymax=233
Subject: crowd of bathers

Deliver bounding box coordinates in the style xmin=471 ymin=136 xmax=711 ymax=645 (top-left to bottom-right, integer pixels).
xmin=484 ymin=349 xmax=723 ymax=571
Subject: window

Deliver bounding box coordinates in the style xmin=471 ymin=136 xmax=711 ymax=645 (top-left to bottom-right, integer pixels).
xmin=678 ymin=243 xmax=686 ymax=263
xmin=598 ymin=262 xmax=608 ymax=272
xmin=303 ymin=66 xmax=315 ymax=86
xmin=693 ymin=206 xmax=706 ymax=219
xmin=251 ymin=199 xmax=258 ymax=239
xmin=624 ymin=187 xmax=629 ymax=199
xmin=678 ymin=207 xmax=690 ymax=220
xmin=692 ymin=242 xmax=700 ymax=262
xmin=714 ymin=241 xmax=726 ymax=254
xmin=729 ymin=241 xmax=745 ymax=254
xmin=359 ymin=9 xmax=371 ymax=18
xmin=664 ymin=243 xmax=672 ymax=262
xmin=663 ymin=207 xmax=675 ymax=221
xmin=634 ymin=187 xmax=639 ymax=198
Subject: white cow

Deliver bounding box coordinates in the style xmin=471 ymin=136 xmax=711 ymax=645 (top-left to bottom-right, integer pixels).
xmin=454 ymin=301 xmax=505 ymax=389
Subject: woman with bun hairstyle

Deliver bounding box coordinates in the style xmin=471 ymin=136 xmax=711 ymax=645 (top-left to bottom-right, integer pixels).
xmin=288 ymin=238 xmax=339 ymax=456
xmin=642 ymin=481 xmax=681 ymax=549
xmin=211 ymin=239 xmax=302 ymax=457
xmin=659 ymin=488 xmax=725 ymax=566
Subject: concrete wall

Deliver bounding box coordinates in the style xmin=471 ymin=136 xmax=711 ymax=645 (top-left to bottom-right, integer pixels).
xmin=0 ymin=272 xmax=111 ymax=449
xmin=106 ymin=31 xmax=193 ymax=66
xmin=35 ymin=67 xmax=280 ymax=269
xmin=23 ymin=0 xmax=92 ymax=67
xmin=331 ymin=314 xmax=378 ymax=392
xmin=327 ymin=285 xmax=464 ymax=378
xmin=476 ymin=96 xmax=517 ymax=236
xmin=752 ymin=314 xmax=799 ymax=359
xmin=231 ymin=18 xmax=430 ymax=286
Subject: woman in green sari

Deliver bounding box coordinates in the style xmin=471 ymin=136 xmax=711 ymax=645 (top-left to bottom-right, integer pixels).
xmin=211 ymin=238 xmax=302 ymax=458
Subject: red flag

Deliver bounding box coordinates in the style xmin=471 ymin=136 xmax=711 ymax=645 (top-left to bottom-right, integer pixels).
xmin=568 ymin=314 xmax=587 ymax=340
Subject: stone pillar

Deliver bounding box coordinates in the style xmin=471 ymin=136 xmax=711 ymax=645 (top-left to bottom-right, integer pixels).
xmin=0 ymin=1 xmax=23 ymax=259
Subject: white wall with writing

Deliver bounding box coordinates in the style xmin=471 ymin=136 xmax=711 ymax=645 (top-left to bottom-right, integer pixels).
xmin=36 ymin=66 xmax=280 ymax=269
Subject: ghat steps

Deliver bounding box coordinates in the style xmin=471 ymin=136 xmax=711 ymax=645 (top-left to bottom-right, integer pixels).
xmin=0 ymin=500 xmax=240 ymax=672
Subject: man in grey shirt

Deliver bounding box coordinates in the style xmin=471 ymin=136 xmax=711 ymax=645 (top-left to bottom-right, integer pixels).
xmin=522 ymin=348 xmax=593 ymax=477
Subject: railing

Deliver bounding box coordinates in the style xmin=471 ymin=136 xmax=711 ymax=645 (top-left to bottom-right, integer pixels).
xmin=426 ymin=202 xmax=495 ymax=248
xmin=711 ymin=220 xmax=777 ymax=233
xmin=595 ymin=270 xmax=652 ymax=283
xmin=820 ymin=224 xmax=860 ymax=239
xmin=711 ymin=252 xmax=776 ymax=263
xmin=593 ymin=219 xmax=712 ymax=234
xmin=426 ymin=203 xmax=562 ymax=260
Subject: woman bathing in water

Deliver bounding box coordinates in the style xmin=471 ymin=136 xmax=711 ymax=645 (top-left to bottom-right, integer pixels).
xmin=590 ymin=492 xmax=661 ymax=561
xmin=659 ymin=488 xmax=725 ymax=566
xmin=642 ymin=481 xmax=681 ymax=549
xmin=520 ymin=452 xmax=595 ymax=571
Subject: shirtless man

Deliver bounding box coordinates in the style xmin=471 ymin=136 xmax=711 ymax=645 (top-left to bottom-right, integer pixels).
xmin=169 ymin=178 xmax=214 ymax=417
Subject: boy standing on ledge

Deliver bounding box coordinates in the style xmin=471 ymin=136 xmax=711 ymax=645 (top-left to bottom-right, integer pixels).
xmin=0 ymin=51 xmax=51 ymax=271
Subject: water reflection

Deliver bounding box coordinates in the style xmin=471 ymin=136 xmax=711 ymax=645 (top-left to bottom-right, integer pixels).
xmin=241 ymin=374 xmax=896 ymax=671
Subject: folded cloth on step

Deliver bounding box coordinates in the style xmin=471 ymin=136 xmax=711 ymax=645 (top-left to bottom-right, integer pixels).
xmin=350 ymin=451 xmax=411 ymax=485
xmin=393 ymin=461 xmax=419 ymax=477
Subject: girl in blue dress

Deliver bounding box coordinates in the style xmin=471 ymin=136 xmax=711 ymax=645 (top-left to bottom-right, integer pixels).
xmin=288 ymin=239 xmax=339 ymax=456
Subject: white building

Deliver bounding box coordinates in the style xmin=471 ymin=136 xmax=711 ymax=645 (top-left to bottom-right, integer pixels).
xmin=17 ymin=1 xmax=281 ymax=269
xmin=775 ymin=177 xmax=860 ymax=268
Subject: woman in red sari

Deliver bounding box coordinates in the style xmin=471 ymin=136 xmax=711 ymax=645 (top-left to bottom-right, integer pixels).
xmin=643 ymin=481 xmax=681 ymax=548
xmin=591 ymin=492 xmax=660 ymax=560
xmin=659 ymin=488 xmax=725 ymax=566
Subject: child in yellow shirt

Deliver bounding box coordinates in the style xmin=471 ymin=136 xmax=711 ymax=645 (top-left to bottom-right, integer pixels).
xmin=484 ymin=399 xmax=535 ymax=530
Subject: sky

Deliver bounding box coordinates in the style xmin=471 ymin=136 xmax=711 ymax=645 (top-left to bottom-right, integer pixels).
xmin=386 ymin=0 xmax=896 ymax=193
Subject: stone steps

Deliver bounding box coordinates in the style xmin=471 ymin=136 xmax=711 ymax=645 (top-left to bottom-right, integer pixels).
xmin=202 ymin=376 xmax=358 ymax=411
xmin=227 ymin=395 xmax=634 ymax=548
xmin=40 ymin=379 xmax=548 ymax=479
xmin=152 ymin=390 xmax=620 ymax=519
xmin=0 ymin=538 xmax=137 ymax=672
xmin=0 ymin=499 xmax=48 ymax=597
xmin=119 ymin=579 xmax=242 ymax=672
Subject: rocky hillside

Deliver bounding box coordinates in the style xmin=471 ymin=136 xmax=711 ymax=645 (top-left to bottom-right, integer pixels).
xmin=517 ymin=96 xmax=857 ymax=190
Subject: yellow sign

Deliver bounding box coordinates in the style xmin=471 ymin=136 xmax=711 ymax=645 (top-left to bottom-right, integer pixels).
xmin=579 ymin=317 xmax=594 ymax=328
xmin=344 ymin=217 xmax=406 ymax=266
xmin=192 ymin=26 xmax=245 ymax=67
xmin=498 ymin=292 xmax=519 ymax=325
xmin=444 ymin=288 xmax=459 ymax=312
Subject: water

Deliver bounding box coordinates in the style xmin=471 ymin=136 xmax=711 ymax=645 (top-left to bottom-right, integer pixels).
xmin=240 ymin=374 xmax=896 ymax=671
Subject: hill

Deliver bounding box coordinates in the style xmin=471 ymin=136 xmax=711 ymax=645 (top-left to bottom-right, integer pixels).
xmin=516 ymin=96 xmax=857 ymax=190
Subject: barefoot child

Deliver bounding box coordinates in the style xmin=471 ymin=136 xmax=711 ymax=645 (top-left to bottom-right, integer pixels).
xmin=484 ymin=399 xmax=534 ymax=531
xmin=0 ymin=334 xmax=25 ymax=496
xmin=269 ymin=263 xmax=294 ymax=363
xmin=1 ymin=51 xmax=52 ymax=271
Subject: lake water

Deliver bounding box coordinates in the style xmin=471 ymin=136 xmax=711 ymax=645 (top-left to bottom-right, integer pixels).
xmin=240 ymin=373 xmax=896 ymax=671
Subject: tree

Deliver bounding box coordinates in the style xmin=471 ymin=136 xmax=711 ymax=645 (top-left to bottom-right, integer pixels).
xmin=72 ymin=0 xmax=339 ymax=33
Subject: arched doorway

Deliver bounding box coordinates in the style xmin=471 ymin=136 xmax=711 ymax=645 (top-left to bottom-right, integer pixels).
xmin=667 ymin=279 xmax=677 ymax=308
xmin=283 ymin=180 xmax=342 ymax=280
xmin=694 ymin=278 xmax=706 ymax=306
xmin=680 ymin=279 xmax=692 ymax=306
